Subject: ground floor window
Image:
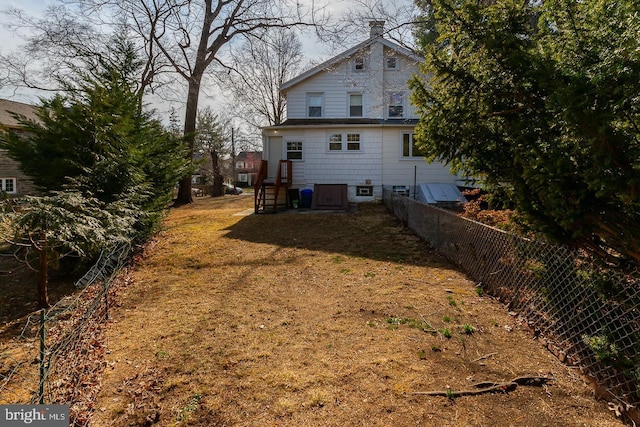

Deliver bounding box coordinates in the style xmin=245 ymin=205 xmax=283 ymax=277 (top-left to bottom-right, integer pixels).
xmin=0 ymin=178 xmax=16 ymax=194
xmin=328 ymin=133 xmax=362 ymax=152
xmin=286 ymin=141 xmax=303 ymax=160
xmin=392 ymin=185 xmax=410 ymax=196
xmin=402 ymin=133 xmax=423 ymax=158
xmin=356 ymin=186 xmax=373 ymax=197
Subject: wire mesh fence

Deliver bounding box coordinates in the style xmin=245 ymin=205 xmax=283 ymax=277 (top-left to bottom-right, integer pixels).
xmin=0 ymin=242 xmax=130 ymax=426
xmin=384 ymin=189 xmax=640 ymax=420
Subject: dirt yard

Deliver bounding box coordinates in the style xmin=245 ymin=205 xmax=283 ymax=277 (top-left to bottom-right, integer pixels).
xmin=91 ymin=195 xmax=623 ymax=426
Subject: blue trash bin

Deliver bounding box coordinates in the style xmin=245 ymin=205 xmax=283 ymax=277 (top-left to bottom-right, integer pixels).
xmin=300 ymin=188 xmax=313 ymax=209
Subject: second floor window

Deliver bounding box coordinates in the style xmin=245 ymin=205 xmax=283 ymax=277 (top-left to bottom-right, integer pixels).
xmin=388 ymin=92 xmax=404 ymax=118
xmin=307 ymin=93 xmax=324 ymax=117
xmin=349 ymin=94 xmax=363 ymax=117
xmin=354 ymin=56 xmax=366 ymax=71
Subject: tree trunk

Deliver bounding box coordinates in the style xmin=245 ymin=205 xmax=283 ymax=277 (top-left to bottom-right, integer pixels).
xmin=213 ymin=174 xmax=224 ymax=197
xmin=37 ymin=235 xmax=49 ymax=309
xmin=210 ymin=149 xmax=224 ymax=197
xmin=174 ymin=77 xmax=202 ymax=205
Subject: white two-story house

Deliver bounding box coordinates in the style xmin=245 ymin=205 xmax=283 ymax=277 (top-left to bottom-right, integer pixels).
xmin=259 ymin=21 xmax=461 ymax=210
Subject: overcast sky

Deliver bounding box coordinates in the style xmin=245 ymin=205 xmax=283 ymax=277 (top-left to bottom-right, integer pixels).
xmin=0 ymin=0 xmax=404 ymax=125
xmin=1 ymin=2 xmax=333 ymax=119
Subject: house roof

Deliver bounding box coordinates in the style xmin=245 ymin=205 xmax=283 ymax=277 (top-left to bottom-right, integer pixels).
xmin=279 ymin=36 xmax=422 ymax=92
xmin=264 ymin=118 xmax=418 ymax=130
xmin=0 ymin=99 xmax=39 ymax=129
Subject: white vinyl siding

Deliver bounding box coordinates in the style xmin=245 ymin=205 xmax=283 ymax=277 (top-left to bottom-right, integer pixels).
xmin=283 ymin=43 xmax=420 ymax=120
xmin=382 ymin=129 xmax=456 ymax=186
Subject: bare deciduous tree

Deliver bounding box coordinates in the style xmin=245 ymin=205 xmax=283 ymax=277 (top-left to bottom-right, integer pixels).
xmin=2 ymin=0 xmax=328 ymax=205
xmin=326 ymin=0 xmax=421 ymax=53
xmin=195 ymin=106 xmax=228 ymax=196
xmin=218 ymin=28 xmax=304 ymax=129
xmin=120 ymin=0 xmax=324 ymax=205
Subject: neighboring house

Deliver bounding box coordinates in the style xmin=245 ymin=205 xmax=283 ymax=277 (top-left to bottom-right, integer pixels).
xmin=235 ymin=151 xmax=262 ymax=187
xmin=0 ymin=99 xmax=38 ymax=197
xmin=260 ymin=21 xmax=462 ymax=209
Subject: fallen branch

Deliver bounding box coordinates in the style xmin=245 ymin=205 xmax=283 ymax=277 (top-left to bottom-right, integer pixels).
xmin=411 ymin=376 xmax=552 ymax=398
xmin=471 ymin=352 xmax=497 ymax=363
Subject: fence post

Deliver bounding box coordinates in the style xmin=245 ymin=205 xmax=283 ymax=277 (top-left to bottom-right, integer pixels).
xmin=104 ymin=278 xmax=109 ymax=322
xmin=38 ymin=309 xmax=46 ymax=404
xmin=436 ymin=210 xmax=441 ymax=250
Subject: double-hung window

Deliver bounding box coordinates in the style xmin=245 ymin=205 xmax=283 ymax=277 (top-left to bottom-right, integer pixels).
xmin=349 ymin=93 xmax=363 ymax=117
xmin=346 ymin=133 xmax=361 ymax=151
xmin=0 ymin=178 xmax=16 ymax=194
xmin=329 ymin=134 xmax=343 ymax=151
xmin=286 ymin=141 xmax=303 ymax=160
xmin=328 ymin=133 xmax=361 ymax=152
xmin=307 ymin=93 xmax=324 ymax=118
xmin=388 ymin=92 xmax=404 ymax=118
xmin=354 ymin=56 xmax=366 ymax=71
xmin=402 ymin=133 xmax=423 ymax=158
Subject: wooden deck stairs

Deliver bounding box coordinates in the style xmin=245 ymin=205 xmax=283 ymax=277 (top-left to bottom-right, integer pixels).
xmin=254 ymin=160 xmax=293 ymax=214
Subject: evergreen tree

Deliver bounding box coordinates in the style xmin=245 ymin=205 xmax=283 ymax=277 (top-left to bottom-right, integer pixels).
xmin=0 ymin=33 xmax=190 ymax=305
xmin=1 ymin=33 xmax=190 ymax=240
xmin=410 ymin=0 xmax=640 ymax=265
xmin=195 ymin=107 xmax=228 ymax=196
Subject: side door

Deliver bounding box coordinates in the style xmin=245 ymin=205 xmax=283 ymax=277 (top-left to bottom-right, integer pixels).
xmin=267 ymin=136 xmax=283 ymax=178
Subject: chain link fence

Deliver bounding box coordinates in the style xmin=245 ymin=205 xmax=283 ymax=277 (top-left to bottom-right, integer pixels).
xmin=384 ymin=189 xmax=639 ymax=421
xmin=0 ymin=242 xmax=130 ymax=426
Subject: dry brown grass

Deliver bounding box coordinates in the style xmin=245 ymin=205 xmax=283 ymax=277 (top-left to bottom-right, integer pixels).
xmin=92 ymin=195 xmax=622 ymax=426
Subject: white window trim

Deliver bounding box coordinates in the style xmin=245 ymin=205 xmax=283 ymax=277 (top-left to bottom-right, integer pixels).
xmin=285 ymin=140 xmax=304 ymax=161
xmin=327 ymin=132 xmax=362 ymax=153
xmin=354 ymin=56 xmax=367 ymax=72
xmin=306 ymin=93 xmax=324 ymax=118
xmin=348 ymin=92 xmax=364 ymax=118
xmin=400 ymin=133 xmax=424 ymax=159
xmin=1 ymin=177 xmax=17 ymax=194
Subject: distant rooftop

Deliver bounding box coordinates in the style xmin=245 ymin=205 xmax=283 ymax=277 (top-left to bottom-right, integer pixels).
xmin=0 ymin=99 xmax=39 ymax=129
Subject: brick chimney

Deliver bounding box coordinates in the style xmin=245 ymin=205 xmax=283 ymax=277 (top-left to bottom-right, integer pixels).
xmin=369 ymin=20 xmax=385 ymax=39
